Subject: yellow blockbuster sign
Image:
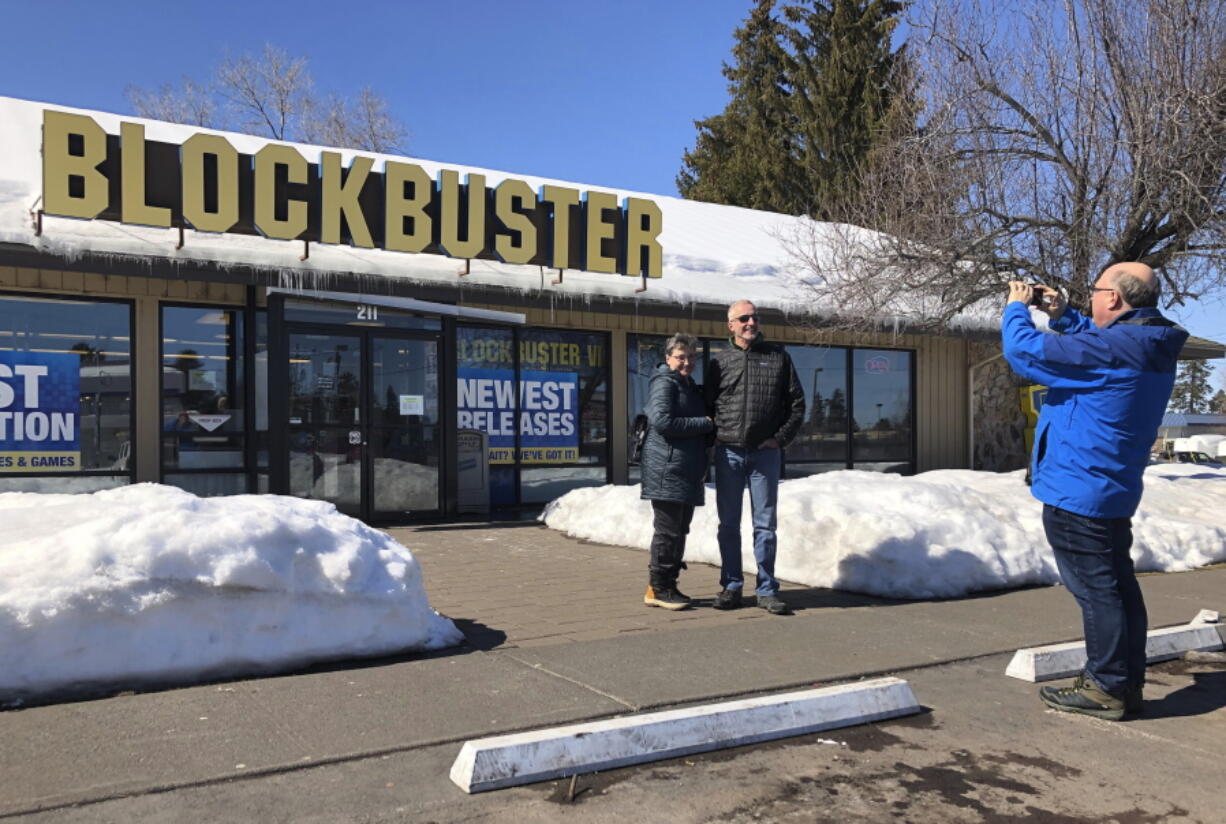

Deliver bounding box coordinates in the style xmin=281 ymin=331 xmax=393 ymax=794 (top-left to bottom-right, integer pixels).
xmin=40 ymin=110 xmax=664 ymax=278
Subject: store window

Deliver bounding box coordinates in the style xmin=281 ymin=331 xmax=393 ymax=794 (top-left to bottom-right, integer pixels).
xmin=784 ymin=344 xmax=915 ymax=476
xmin=519 ymin=329 xmax=608 ymax=503
xmin=786 ymin=346 xmax=851 ymax=471
xmin=457 ymin=326 xmax=610 ymax=508
xmin=0 ymin=294 xmax=132 ymax=492
xmin=161 ymin=305 xmax=248 ymax=496
xmin=851 ymin=348 xmax=914 ymax=473
xmin=253 ymin=310 xmax=270 ymax=492
xmin=457 ymin=326 xmax=517 ymax=506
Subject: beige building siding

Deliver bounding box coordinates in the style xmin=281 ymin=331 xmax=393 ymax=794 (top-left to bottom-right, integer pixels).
xmin=0 ymin=266 xmax=247 ymax=303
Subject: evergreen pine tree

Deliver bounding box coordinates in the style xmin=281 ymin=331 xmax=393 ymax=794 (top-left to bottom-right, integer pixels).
xmin=678 ymin=0 xmax=910 ymax=218
xmin=783 ymin=0 xmax=907 ymax=219
xmin=1168 ymin=360 xmax=1214 ymax=413
xmin=677 ymin=0 xmax=805 ymax=212
xmin=1208 ymin=388 xmax=1226 ymax=415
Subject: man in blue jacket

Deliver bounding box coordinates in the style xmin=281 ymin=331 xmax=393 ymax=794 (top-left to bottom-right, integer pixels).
xmin=1002 ymin=262 xmax=1188 ymax=721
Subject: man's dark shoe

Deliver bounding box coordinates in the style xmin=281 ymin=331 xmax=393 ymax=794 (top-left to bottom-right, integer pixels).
xmin=713 ymin=588 xmax=743 ymax=610
xmin=1039 ymin=674 xmax=1125 ymax=721
xmin=757 ymin=594 xmax=792 ymax=615
xmin=1124 ymin=684 xmax=1143 ymax=715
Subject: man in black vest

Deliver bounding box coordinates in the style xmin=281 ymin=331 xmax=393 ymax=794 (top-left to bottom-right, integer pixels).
xmin=704 ymin=300 xmax=806 ymax=614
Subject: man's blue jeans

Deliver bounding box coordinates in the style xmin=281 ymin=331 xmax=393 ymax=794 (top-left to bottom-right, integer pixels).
xmin=1042 ymin=504 xmax=1147 ymax=696
xmin=714 ymin=444 xmax=781 ymax=596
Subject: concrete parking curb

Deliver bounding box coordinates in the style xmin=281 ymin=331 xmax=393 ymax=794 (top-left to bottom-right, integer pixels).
xmin=449 ymin=676 xmax=921 ymax=793
xmin=1005 ymin=611 xmax=1226 ymax=682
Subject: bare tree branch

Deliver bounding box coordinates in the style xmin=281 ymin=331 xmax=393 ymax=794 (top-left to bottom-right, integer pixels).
xmin=125 ymin=45 xmax=407 ymax=153
xmin=786 ymin=0 xmax=1226 ymax=332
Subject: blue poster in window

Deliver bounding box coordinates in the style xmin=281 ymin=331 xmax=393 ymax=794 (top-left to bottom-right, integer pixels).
xmin=0 ymin=351 xmax=81 ymax=472
xmin=518 ymin=370 xmax=579 ymax=463
xmin=456 ymin=367 xmax=579 ymax=464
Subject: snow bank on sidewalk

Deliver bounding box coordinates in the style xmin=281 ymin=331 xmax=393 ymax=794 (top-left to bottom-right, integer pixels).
xmin=0 ymin=484 xmax=462 ymax=700
xmin=542 ymin=466 xmax=1226 ymax=599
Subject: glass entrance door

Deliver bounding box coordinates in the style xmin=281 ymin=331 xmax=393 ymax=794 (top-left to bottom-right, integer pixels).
xmin=286 ymin=332 xmax=363 ymax=515
xmin=368 ymin=336 xmax=440 ymax=517
xmin=284 ymin=329 xmax=441 ymax=520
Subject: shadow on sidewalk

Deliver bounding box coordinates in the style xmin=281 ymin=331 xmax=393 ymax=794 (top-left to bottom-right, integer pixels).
xmin=1141 ymin=660 xmax=1226 ymax=719
xmin=439 ymin=617 xmax=508 ymax=652
xmin=780 ymin=587 xmax=907 ymax=611
xmin=409 ymin=520 xmax=544 ymax=533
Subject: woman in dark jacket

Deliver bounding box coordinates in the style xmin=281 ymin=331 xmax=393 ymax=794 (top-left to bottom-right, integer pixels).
xmin=640 ymin=333 xmax=713 ymax=610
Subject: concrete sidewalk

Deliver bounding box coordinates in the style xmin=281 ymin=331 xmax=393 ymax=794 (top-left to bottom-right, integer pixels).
xmin=2 ymin=522 xmax=1223 ymax=819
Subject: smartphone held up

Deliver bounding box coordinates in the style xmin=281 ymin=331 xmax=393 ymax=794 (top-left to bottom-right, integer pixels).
xmin=1028 ymin=284 xmax=1056 ymax=307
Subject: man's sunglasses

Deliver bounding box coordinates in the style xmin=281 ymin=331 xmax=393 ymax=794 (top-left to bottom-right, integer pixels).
xmin=732 ymin=313 xmax=759 ymax=323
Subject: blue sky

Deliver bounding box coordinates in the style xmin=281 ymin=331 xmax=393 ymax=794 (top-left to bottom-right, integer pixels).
xmin=0 ymin=0 xmax=748 ymax=195
xmin=0 ymin=1 xmax=1221 ymax=385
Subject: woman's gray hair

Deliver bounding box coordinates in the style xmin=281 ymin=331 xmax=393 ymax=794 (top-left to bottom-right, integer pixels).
xmin=665 ymin=333 xmax=699 ymax=357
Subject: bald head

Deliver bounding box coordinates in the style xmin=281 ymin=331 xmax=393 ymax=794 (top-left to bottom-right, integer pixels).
xmin=1101 ymin=262 xmax=1159 ymax=309
xmin=1090 ymin=261 xmax=1159 ymax=326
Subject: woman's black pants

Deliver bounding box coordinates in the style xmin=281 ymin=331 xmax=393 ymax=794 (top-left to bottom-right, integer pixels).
xmin=649 ymin=500 xmax=695 ymax=582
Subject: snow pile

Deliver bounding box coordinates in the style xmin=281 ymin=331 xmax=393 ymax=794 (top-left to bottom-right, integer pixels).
xmin=541 ymin=466 xmax=1226 ymax=599
xmin=0 ymin=484 xmax=461 ymax=700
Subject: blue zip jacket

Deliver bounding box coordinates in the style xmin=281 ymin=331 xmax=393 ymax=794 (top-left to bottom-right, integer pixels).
xmin=1001 ymin=303 xmax=1187 ymax=519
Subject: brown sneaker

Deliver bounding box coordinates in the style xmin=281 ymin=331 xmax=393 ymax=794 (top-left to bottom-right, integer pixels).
xmin=1039 ymin=674 xmax=1125 ymax=721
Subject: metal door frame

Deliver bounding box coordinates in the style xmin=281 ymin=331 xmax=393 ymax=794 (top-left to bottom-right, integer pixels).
xmin=268 ymin=292 xmax=448 ymax=522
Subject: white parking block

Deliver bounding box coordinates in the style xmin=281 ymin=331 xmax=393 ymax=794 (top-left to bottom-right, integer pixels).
xmin=449 ymin=676 xmax=921 ymax=793
xmin=1005 ymin=614 xmax=1226 ymax=683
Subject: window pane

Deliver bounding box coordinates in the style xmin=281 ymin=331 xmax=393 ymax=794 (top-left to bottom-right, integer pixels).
xmin=457 ymin=326 xmax=516 ymax=466
xmin=370 ymin=425 xmax=440 ymax=513
xmin=255 ymin=311 xmax=269 ymax=468
xmin=786 ymin=345 xmax=849 ymax=463
xmin=782 ymin=462 xmax=848 ymax=479
xmin=163 ymin=473 xmax=247 ymax=497
xmin=288 ymin=427 xmax=361 ymax=508
xmin=370 ymin=338 xmax=439 ymax=426
xmin=852 ymin=349 xmax=913 ymax=464
xmin=520 ymin=329 xmax=607 ymax=467
xmin=520 ymin=467 xmax=606 ymax=504
xmin=162 ymin=306 xmax=245 ymax=471
xmin=852 ymin=461 xmax=912 ymax=474
xmin=0 ymin=295 xmax=131 ymax=475
xmin=0 ymin=475 xmax=127 ymax=493
xmin=287 ymin=334 xmax=361 ymax=426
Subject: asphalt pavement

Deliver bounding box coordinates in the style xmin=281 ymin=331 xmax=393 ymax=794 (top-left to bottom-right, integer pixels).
xmin=2 ymin=521 xmax=1223 ymax=822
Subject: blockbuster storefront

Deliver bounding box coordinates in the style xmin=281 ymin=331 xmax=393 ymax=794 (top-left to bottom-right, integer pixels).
xmin=0 ymin=96 xmax=973 ymax=522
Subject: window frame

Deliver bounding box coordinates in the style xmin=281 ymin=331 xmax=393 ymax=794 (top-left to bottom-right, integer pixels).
xmin=158 ymin=301 xmax=254 ymax=493
xmin=0 ymin=289 xmax=137 ymax=484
